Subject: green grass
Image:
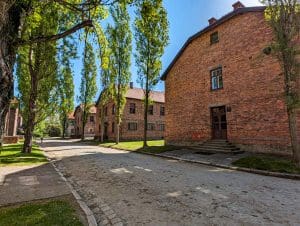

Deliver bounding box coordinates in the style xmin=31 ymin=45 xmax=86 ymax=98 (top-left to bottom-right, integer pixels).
xmin=0 ymin=143 xmax=47 ymax=166
xmin=100 ymin=140 xmax=177 ymax=154
xmin=232 ymin=155 xmax=300 ymax=174
xmin=0 ymin=200 xmax=83 ymax=226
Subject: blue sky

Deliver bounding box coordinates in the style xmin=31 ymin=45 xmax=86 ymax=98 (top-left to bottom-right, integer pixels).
xmin=60 ymin=0 xmax=264 ymax=105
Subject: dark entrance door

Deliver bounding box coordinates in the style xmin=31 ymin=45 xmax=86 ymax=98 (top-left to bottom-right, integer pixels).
xmin=211 ymin=106 xmax=227 ymax=139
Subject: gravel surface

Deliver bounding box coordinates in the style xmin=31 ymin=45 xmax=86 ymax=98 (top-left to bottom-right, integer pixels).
xmin=42 ymin=139 xmax=300 ymax=226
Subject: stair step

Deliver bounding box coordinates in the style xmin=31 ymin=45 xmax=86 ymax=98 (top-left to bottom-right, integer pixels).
xmin=201 ymin=143 xmax=236 ymax=148
xmin=191 ymin=147 xmax=243 ymax=154
xmin=191 ymin=146 xmax=240 ymax=151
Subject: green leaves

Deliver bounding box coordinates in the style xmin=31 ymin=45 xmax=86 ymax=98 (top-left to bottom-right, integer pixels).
xmin=134 ymin=0 xmax=169 ymax=91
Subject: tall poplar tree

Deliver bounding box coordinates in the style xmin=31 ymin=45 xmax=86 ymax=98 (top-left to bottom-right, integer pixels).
xmin=78 ymin=38 xmax=98 ymax=140
xmin=57 ymin=38 xmax=75 ymax=138
xmin=261 ymin=0 xmax=300 ymax=165
xmin=134 ymin=0 xmax=169 ymax=147
xmin=0 ymin=0 xmax=117 ymax=147
xmin=16 ymin=4 xmax=59 ymax=153
xmin=108 ymin=0 xmax=132 ymax=144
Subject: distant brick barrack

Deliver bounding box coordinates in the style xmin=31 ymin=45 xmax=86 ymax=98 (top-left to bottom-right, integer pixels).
xmin=161 ymin=2 xmax=300 ymax=155
xmin=95 ymin=84 xmax=165 ymax=141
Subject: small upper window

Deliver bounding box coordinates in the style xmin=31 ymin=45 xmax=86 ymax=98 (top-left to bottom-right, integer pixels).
xmin=112 ymin=104 xmax=116 ymax=115
xmin=129 ymin=103 xmax=136 ymax=114
xmin=210 ymin=31 xmax=219 ymax=44
xmin=148 ymin=105 xmax=154 ymax=115
xmin=90 ymin=116 xmax=95 ymax=122
xmin=160 ymin=106 xmax=165 ymax=116
xmin=211 ymin=67 xmax=223 ymax=90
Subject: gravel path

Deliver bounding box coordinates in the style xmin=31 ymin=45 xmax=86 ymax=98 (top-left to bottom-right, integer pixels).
xmin=42 ymin=139 xmax=300 ymax=226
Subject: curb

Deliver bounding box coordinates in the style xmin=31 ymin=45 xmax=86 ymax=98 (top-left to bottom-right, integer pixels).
xmin=140 ymin=152 xmax=300 ymax=180
xmin=100 ymin=145 xmax=300 ymax=180
xmin=47 ymin=157 xmax=98 ymax=226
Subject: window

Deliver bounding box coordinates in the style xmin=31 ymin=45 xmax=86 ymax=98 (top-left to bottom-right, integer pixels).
xmin=89 ymin=128 xmax=93 ymax=133
xmin=158 ymin=124 xmax=165 ymax=131
xmin=160 ymin=106 xmax=165 ymax=116
xmin=148 ymin=105 xmax=154 ymax=115
xmin=112 ymin=104 xmax=116 ymax=115
xmin=112 ymin=122 xmax=115 ymax=133
xmin=129 ymin=103 xmax=136 ymax=114
xmin=104 ymin=107 xmax=108 ymax=116
xmin=128 ymin=122 xmax=137 ymax=131
xmin=211 ymin=67 xmax=223 ymax=90
xmin=90 ymin=116 xmax=94 ymax=122
xmin=210 ymin=31 xmax=219 ymax=44
xmin=147 ymin=123 xmax=155 ymax=131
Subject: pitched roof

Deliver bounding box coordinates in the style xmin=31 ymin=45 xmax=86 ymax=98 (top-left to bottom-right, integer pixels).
xmin=96 ymin=87 xmax=165 ymax=105
xmin=160 ymin=6 xmax=266 ymax=81
xmin=73 ymin=104 xmax=97 ymax=116
xmin=68 ymin=112 xmax=75 ymax=119
xmin=126 ymin=88 xmax=165 ymax=103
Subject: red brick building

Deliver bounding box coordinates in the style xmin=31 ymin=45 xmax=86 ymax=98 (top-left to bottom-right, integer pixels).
xmin=74 ymin=105 xmax=97 ymax=138
xmin=4 ymin=97 xmax=23 ymax=143
xmin=95 ymin=85 xmax=165 ymax=141
xmin=66 ymin=112 xmax=75 ymax=137
xmin=161 ymin=2 xmax=300 ymax=155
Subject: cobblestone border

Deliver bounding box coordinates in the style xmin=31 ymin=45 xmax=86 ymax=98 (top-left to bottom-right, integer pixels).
xmin=99 ymin=145 xmax=300 ymax=180
xmin=47 ymin=158 xmax=98 ymax=226
xmin=46 ymin=157 xmax=123 ymax=226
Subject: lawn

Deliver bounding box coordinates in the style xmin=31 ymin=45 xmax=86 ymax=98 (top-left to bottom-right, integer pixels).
xmin=0 ymin=200 xmax=83 ymax=226
xmin=100 ymin=140 xmax=178 ymax=154
xmin=232 ymin=155 xmax=300 ymax=174
xmin=0 ymin=143 xmax=48 ymax=166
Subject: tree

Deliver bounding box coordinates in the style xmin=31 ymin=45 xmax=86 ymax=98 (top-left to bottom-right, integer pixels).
xmin=78 ymin=39 xmax=97 ymax=140
xmin=134 ymin=0 xmax=169 ymax=147
xmin=58 ymin=38 xmax=75 ymax=138
xmin=261 ymin=0 xmax=300 ymax=166
xmin=16 ymin=4 xmax=59 ymax=153
xmin=107 ymin=0 xmax=132 ymax=144
xmin=0 ymin=0 xmax=123 ymax=147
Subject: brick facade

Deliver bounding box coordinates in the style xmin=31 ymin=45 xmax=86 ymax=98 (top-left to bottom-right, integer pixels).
xmin=95 ymin=87 xmax=165 ymax=141
xmin=4 ymin=98 xmax=22 ymax=139
xmin=74 ymin=105 xmax=97 ymax=138
xmin=162 ymin=4 xmax=300 ymax=155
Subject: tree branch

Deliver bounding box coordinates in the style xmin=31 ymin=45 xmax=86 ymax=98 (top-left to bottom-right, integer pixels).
xmin=16 ymin=20 xmax=93 ymax=46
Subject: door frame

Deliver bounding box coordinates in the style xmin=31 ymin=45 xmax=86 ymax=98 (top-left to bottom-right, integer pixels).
xmin=210 ymin=105 xmax=228 ymax=140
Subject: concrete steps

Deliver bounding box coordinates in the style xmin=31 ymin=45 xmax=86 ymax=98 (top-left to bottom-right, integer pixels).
xmin=190 ymin=140 xmax=244 ymax=154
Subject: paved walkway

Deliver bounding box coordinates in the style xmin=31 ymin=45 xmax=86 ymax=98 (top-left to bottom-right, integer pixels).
xmin=41 ymin=139 xmax=300 ymax=226
xmin=0 ymin=163 xmax=70 ymax=206
xmin=159 ymin=148 xmax=251 ymax=166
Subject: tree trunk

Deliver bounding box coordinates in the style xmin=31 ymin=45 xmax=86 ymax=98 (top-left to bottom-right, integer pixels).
xmin=23 ymin=47 xmax=37 ymax=153
xmin=81 ymin=110 xmax=85 ymax=140
xmin=0 ymin=3 xmax=24 ymax=147
xmin=62 ymin=115 xmax=66 ymax=138
xmin=143 ymin=87 xmax=149 ymax=148
xmin=288 ymin=108 xmax=300 ymax=166
xmin=100 ymin=106 xmax=104 ymax=142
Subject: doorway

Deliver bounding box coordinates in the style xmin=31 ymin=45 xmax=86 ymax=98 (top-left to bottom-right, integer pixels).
xmin=211 ymin=106 xmax=227 ymax=139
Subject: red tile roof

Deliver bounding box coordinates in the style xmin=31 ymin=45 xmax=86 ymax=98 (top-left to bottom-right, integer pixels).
xmin=126 ymin=88 xmax=165 ymax=103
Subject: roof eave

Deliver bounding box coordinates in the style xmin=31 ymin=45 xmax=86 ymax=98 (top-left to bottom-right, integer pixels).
xmin=160 ymin=6 xmax=266 ymax=81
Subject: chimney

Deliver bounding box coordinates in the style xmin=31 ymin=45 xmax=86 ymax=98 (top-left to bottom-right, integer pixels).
xmin=129 ymin=82 xmax=134 ymax=89
xmin=208 ymin=17 xmax=217 ymax=25
xmin=232 ymin=1 xmax=245 ymax=10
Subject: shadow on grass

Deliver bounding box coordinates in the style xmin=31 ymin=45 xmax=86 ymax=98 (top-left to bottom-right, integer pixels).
xmin=0 ymin=144 xmax=47 ymax=166
xmin=232 ymin=155 xmax=300 ymax=174
xmin=0 ymin=199 xmax=83 ymax=226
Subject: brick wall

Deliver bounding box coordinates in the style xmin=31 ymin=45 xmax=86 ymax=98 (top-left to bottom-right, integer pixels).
xmin=74 ymin=109 xmax=96 ymax=138
xmin=95 ymin=98 xmax=165 ymax=141
xmin=164 ymin=11 xmax=300 ymax=155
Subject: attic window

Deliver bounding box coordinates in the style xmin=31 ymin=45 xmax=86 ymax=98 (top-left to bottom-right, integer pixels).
xmin=210 ymin=32 xmax=219 ymax=44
